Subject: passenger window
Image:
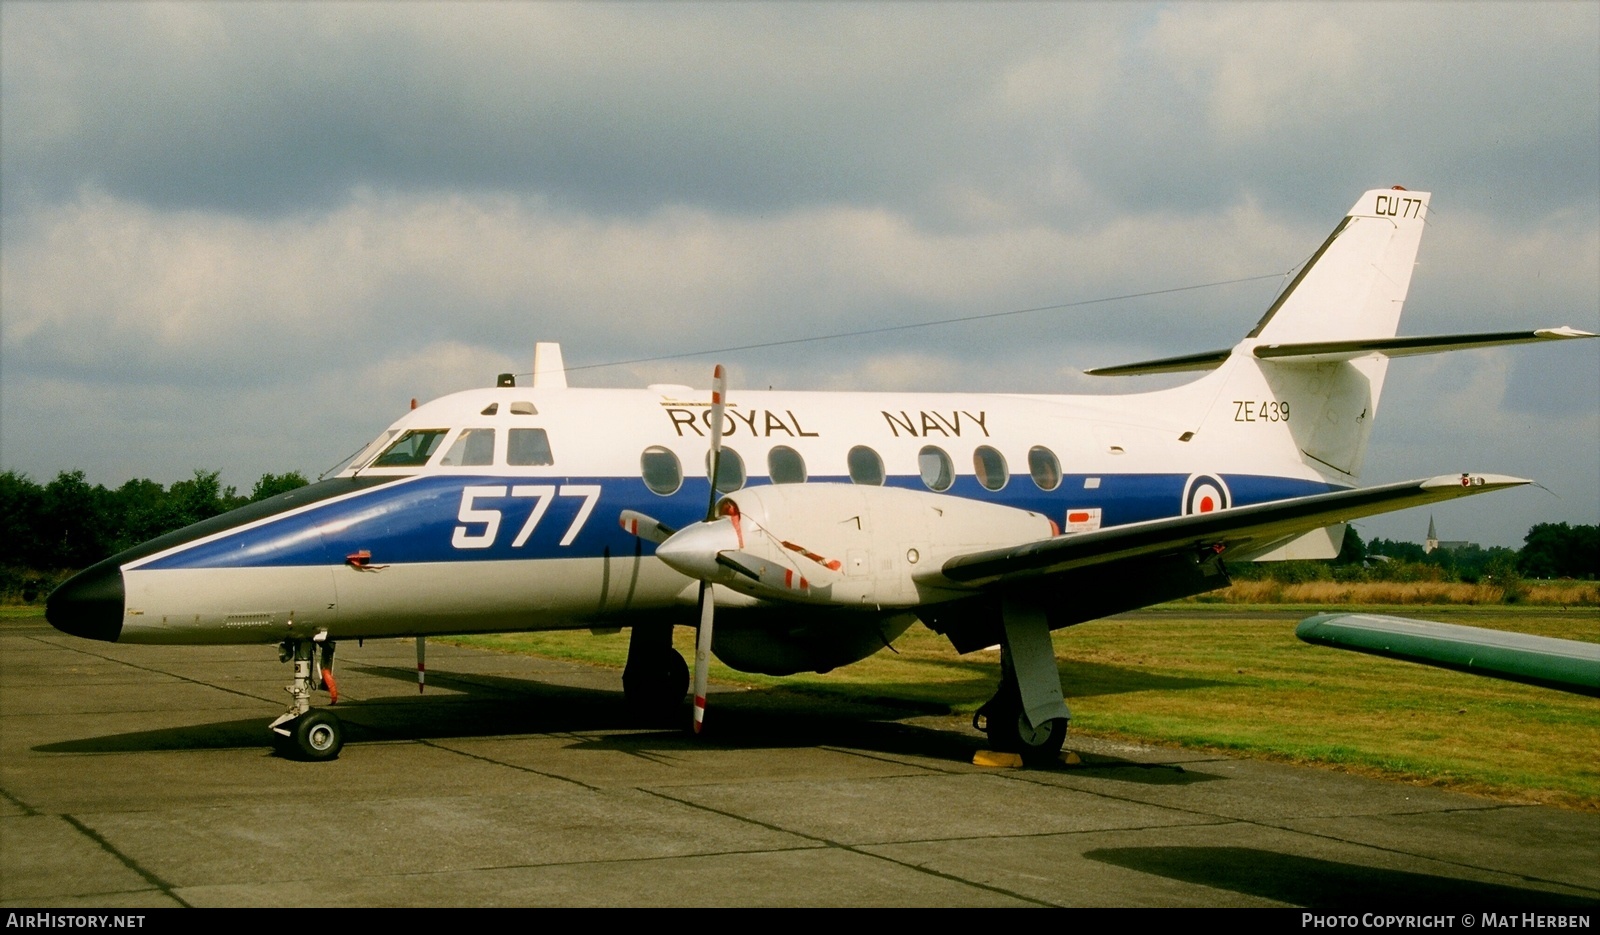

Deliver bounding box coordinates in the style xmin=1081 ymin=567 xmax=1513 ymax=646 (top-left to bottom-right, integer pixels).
xmin=1028 ymin=446 xmax=1062 ymax=491
xmin=707 ymin=447 xmax=746 ymax=493
xmin=767 ymin=446 xmax=807 ymax=484
xmin=973 ymin=446 xmax=1008 ymax=491
xmin=440 ymin=428 xmax=496 ymax=467
xmin=847 ymin=446 xmax=885 ymax=486
xmin=918 ymin=445 xmax=954 ymax=492
xmin=507 ymin=428 xmax=554 ymax=466
xmin=641 ymin=446 xmax=683 ymax=496
xmin=371 ymin=429 xmax=449 ymax=468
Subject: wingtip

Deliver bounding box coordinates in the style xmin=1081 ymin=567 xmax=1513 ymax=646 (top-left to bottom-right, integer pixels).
xmin=1420 ymin=472 xmax=1531 ymax=491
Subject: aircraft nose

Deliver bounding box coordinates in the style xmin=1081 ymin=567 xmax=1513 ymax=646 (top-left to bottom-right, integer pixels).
xmin=45 ymin=561 xmax=125 ymax=642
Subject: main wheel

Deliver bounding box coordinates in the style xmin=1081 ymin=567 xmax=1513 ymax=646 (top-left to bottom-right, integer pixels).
xmin=293 ymin=710 xmax=344 ymax=761
xmin=982 ymin=699 xmax=1067 ymax=768
xmin=623 ymin=647 xmax=689 ymax=722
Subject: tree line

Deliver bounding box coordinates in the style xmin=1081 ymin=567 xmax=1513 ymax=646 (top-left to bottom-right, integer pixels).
xmin=1 ymin=469 xmax=308 ymax=600
xmin=1212 ymin=523 xmax=1597 ymax=585
xmin=1 ymin=468 xmax=1595 ymax=603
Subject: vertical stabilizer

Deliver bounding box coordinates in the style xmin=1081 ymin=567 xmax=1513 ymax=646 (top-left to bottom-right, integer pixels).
xmin=1248 ymin=188 xmax=1430 ymax=345
xmin=533 ymin=342 xmax=568 ymax=389
xmin=1193 ymin=189 xmax=1431 ymax=481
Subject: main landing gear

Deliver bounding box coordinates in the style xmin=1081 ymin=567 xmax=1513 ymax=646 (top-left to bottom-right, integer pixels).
xmin=622 ymin=623 xmax=689 ymax=725
xmin=269 ymin=635 xmax=344 ymax=761
xmin=974 ymin=595 xmax=1070 ymax=767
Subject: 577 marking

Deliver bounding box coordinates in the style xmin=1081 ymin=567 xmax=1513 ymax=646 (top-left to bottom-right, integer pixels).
xmin=452 ymin=485 xmax=601 ymax=550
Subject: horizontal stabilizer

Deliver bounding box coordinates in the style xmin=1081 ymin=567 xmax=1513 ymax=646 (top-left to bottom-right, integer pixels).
xmin=1252 ymin=326 xmax=1597 ymax=364
xmin=1084 ymin=349 xmax=1232 ymax=377
xmin=1297 ymin=613 xmax=1600 ymax=696
xmin=939 ymin=473 xmax=1528 ymax=585
xmin=1088 ymin=327 xmax=1595 ymax=376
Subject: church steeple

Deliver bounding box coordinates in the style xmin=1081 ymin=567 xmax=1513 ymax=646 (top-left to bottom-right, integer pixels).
xmin=1425 ymin=515 xmax=1439 ymax=554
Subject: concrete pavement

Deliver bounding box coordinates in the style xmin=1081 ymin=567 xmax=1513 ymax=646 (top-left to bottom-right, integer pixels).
xmin=2 ymin=614 xmax=1596 ymax=908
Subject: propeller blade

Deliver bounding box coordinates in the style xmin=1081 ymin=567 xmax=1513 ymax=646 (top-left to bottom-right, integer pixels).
xmin=705 ymin=364 xmax=727 ymax=522
xmin=692 ymin=582 xmax=713 ymax=733
xmin=619 ymin=510 xmax=676 ymax=545
xmin=715 ymin=551 xmax=827 ymax=595
xmin=416 ymin=635 xmax=426 ymax=693
xmin=693 ymin=363 xmax=727 ymax=734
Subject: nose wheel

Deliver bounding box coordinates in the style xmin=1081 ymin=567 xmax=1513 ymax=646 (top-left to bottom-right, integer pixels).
xmin=269 ymin=636 xmax=345 ymax=761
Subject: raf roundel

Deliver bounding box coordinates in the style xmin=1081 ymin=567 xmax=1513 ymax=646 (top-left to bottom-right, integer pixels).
xmin=1182 ymin=474 xmax=1232 ymax=515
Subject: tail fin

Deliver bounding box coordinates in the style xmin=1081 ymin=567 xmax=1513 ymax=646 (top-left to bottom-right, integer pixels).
xmin=1246 ymin=187 xmax=1430 ymax=345
xmin=1186 ymin=188 xmax=1431 ymax=481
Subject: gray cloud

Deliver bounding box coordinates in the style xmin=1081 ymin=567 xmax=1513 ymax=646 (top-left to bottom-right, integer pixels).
xmin=1 ymin=1 xmax=1595 ymax=547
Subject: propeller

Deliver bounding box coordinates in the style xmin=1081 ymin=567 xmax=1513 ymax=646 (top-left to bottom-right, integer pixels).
xmin=691 ymin=364 xmax=728 ymax=734
xmin=618 ymin=510 xmax=676 ymax=545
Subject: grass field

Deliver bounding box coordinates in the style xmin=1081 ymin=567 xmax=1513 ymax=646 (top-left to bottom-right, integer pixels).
xmin=451 ymin=605 xmax=1599 ymax=810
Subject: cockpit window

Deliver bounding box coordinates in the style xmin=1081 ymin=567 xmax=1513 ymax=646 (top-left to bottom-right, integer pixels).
xmin=507 ymin=428 xmax=554 ymax=466
xmin=371 ymin=429 xmax=449 ymax=468
xmin=510 ymin=401 xmax=537 ymax=415
xmin=345 ymin=430 xmax=398 ymax=472
xmin=480 ymin=403 xmax=499 ymax=416
xmin=440 ymin=428 xmax=496 ymax=467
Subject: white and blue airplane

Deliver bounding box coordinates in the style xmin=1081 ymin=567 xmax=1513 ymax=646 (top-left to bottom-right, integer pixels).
xmin=45 ymin=187 xmax=1595 ymax=763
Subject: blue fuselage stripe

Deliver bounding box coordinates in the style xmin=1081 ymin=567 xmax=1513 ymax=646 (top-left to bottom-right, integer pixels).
xmin=136 ymin=473 xmax=1339 ymax=571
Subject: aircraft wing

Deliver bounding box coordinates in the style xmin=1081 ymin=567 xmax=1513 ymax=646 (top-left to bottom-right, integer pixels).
xmin=937 ymin=473 xmax=1527 ymax=587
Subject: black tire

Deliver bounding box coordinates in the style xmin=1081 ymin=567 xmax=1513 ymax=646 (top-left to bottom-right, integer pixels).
xmin=983 ymin=700 xmax=1067 ymax=768
xmin=293 ymin=710 xmax=343 ymax=761
xmin=623 ymin=648 xmax=689 ymax=722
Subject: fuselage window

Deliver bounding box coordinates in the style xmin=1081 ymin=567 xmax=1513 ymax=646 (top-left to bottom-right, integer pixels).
xmin=371 ymin=429 xmax=449 ymax=468
xmin=641 ymin=446 xmax=683 ymax=496
xmin=510 ymin=401 xmax=537 ymax=415
xmin=707 ymin=447 xmax=746 ymax=493
xmin=480 ymin=403 xmax=499 ymax=416
xmin=847 ymin=446 xmax=885 ymax=486
xmin=507 ymin=428 xmax=555 ymax=466
xmin=919 ymin=445 xmax=954 ymax=492
xmin=440 ymin=428 xmax=496 ymax=467
xmin=1028 ymin=446 xmax=1062 ymax=491
xmin=767 ymin=446 xmax=807 ymax=484
xmin=973 ymin=445 xmax=1008 ymax=491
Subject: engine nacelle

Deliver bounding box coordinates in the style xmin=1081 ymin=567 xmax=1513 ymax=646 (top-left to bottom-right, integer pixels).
xmin=708 ymin=484 xmax=1055 ymax=608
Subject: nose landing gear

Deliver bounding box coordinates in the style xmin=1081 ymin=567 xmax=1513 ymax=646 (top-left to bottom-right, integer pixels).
xmin=269 ymin=635 xmax=344 ymax=761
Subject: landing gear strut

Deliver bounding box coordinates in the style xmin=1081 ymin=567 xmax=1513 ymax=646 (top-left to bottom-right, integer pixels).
xmin=975 ymin=595 xmax=1070 ymax=767
xmin=622 ymin=624 xmax=689 ymax=724
xmin=269 ymin=634 xmax=344 ymax=761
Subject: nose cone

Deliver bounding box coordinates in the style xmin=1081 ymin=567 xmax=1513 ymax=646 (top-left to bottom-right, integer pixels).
xmin=45 ymin=560 xmax=125 ymax=642
xmin=655 ymin=518 xmax=741 ymax=582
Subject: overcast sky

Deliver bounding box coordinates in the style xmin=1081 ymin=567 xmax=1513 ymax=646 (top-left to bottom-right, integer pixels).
xmin=3 ymin=1 xmax=1596 ymax=548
